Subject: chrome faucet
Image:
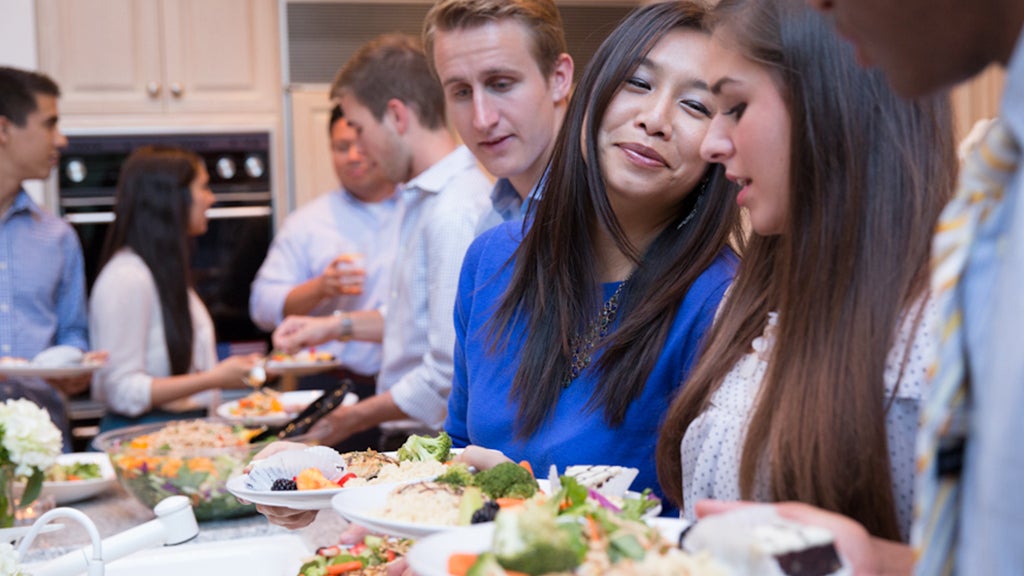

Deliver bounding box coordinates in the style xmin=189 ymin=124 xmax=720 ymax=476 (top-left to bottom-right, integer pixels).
xmin=17 ymin=495 xmax=198 ymax=576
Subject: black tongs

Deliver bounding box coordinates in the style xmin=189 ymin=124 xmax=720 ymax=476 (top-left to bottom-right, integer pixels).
xmin=249 ymin=379 xmax=352 ymax=443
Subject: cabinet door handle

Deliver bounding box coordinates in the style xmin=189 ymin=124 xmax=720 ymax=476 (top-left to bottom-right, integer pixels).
xmin=170 ymin=82 xmax=184 ymax=98
xmin=146 ymin=81 xmax=161 ymax=98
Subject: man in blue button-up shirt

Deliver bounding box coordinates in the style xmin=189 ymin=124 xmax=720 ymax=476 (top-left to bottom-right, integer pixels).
xmin=0 ymin=66 xmax=89 ymax=450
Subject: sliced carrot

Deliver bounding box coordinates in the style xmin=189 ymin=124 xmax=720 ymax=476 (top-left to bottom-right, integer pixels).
xmin=447 ymin=553 xmax=479 ymax=576
xmin=586 ymin=515 xmax=602 ymax=542
xmin=506 ymin=572 xmax=530 ymax=576
xmin=517 ymin=460 xmax=534 ymax=477
xmin=325 ymin=560 xmax=364 ymax=575
xmin=495 ymin=497 xmax=526 ymax=509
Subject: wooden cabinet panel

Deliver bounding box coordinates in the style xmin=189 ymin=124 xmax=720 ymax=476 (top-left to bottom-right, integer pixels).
xmin=36 ymin=0 xmax=162 ymax=114
xmin=37 ymin=0 xmax=279 ymax=116
xmin=288 ymin=88 xmax=337 ymax=211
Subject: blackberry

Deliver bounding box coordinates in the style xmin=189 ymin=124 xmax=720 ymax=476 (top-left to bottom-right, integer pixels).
xmin=470 ymin=500 xmax=500 ymax=524
xmin=271 ymin=478 xmax=297 ymax=491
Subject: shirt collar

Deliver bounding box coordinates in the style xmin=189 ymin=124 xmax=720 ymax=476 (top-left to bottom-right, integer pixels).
xmin=489 ymin=169 xmax=548 ymax=222
xmin=2 ymin=189 xmax=43 ymax=221
xmin=400 ymin=145 xmax=479 ymax=196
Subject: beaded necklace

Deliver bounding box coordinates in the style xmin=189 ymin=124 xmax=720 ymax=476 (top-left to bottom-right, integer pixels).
xmin=562 ymin=278 xmax=630 ymax=387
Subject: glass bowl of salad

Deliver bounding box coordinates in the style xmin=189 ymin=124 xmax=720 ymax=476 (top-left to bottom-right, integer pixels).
xmin=92 ymin=418 xmax=272 ymax=521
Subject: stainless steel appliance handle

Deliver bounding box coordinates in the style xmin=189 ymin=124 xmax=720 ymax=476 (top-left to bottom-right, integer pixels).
xmin=205 ymin=206 xmax=272 ymax=220
xmin=65 ymin=212 xmax=115 ymax=224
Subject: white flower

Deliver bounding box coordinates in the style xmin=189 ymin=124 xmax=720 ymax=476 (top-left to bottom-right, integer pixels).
xmin=0 ymin=541 xmax=29 ymax=576
xmin=0 ymin=399 xmax=62 ymax=478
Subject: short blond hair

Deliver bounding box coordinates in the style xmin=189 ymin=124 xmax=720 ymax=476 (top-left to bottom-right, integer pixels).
xmin=423 ymin=0 xmax=568 ymax=79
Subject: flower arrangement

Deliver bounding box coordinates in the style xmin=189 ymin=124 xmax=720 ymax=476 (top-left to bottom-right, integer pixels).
xmin=0 ymin=399 xmax=62 ymax=529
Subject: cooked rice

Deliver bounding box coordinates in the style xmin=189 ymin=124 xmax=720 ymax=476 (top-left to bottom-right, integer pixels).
xmin=377 ymin=481 xmax=463 ymax=525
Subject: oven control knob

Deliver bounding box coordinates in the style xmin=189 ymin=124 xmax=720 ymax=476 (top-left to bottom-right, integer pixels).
xmin=215 ymin=156 xmax=236 ymax=180
xmin=244 ymin=155 xmax=265 ymax=179
xmin=65 ymin=158 xmax=87 ymax=183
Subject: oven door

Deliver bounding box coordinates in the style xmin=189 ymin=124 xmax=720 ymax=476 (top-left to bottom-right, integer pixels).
xmin=67 ymin=203 xmax=272 ymax=357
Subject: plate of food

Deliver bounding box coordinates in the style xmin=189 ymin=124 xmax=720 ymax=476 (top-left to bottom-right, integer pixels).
xmin=216 ymin=390 xmax=357 ymax=426
xmin=406 ymin=497 xmax=717 ymax=576
xmin=265 ymin=350 xmax=342 ymax=377
xmin=296 ymin=533 xmax=413 ymax=576
xmin=227 ymin=444 xmax=450 ymax=511
xmin=0 ymin=346 xmax=105 ymax=379
xmin=227 ymin=432 xmax=455 ymax=511
xmin=330 ymin=462 xmax=661 ymax=540
xmin=13 ymin=452 xmax=117 ymax=505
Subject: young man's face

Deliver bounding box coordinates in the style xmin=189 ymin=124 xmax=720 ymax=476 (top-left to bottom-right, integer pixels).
xmin=432 ymin=19 xmax=572 ymax=194
xmin=1 ymin=94 xmax=67 ymax=182
xmin=337 ymin=92 xmax=411 ymax=184
xmin=330 ymin=117 xmax=392 ymax=202
xmin=806 ymin=0 xmax=996 ymax=97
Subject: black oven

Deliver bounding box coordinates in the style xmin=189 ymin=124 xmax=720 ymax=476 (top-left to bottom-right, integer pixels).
xmin=57 ymin=132 xmax=274 ymax=358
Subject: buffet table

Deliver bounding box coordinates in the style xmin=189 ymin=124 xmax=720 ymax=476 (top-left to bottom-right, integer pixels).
xmin=18 ymin=483 xmax=349 ymax=565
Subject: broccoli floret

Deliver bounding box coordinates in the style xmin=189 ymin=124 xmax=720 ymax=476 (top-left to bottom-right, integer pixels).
xmin=492 ymin=501 xmax=584 ymax=575
xmin=474 ymin=462 xmax=538 ymax=499
xmin=396 ymin=431 xmax=452 ymax=462
xmin=435 ymin=462 xmax=474 ymax=487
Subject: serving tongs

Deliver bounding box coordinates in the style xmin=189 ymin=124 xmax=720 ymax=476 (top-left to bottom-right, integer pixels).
xmin=248 ymin=379 xmax=352 ymax=443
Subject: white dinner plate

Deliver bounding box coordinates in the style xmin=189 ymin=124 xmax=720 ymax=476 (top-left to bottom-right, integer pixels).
xmin=0 ymin=523 xmax=64 ymax=544
xmin=0 ymin=363 xmax=102 ymax=379
xmin=215 ymin=390 xmax=335 ymax=426
xmin=14 ymin=452 xmax=117 ymax=505
xmin=226 ymin=474 xmax=358 ymax=511
xmin=265 ymin=359 xmax=343 ymax=378
xmin=406 ymin=516 xmax=691 ymax=576
xmin=329 ymin=475 xmax=659 ymax=541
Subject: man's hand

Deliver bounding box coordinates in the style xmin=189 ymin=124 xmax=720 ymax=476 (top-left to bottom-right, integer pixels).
xmin=44 ymin=350 xmax=109 ymax=395
xmin=273 ymin=315 xmax=342 ymax=353
xmin=319 ymin=254 xmax=366 ymax=297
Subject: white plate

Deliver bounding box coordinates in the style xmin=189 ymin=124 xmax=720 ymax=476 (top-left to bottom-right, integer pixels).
xmin=331 ymin=482 xmax=458 ymax=539
xmin=265 ymin=359 xmax=343 ymax=377
xmin=330 ymin=476 xmax=658 ymax=540
xmin=225 ymin=474 xmax=359 ymax=511
xmin=0 ymin=523 xmax=64 ymax=544
xmin=406 ymin=516 xmax=691 ymax=576
xmin=215 ymin=390 xmax=334 ymax=426
xmin=14 ymin=452 xmax=117 ymax=505
xmin=0 ymin=363 xmax=102 ymax=379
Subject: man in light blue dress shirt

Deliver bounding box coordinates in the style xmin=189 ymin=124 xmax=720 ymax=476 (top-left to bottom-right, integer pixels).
xmin=694 ymin=2 xmax=1024 ymax=574
xmin=0 ymin=66 xmax=89 ymax=451
xmin=250 ymin=105 xmax=398 ymax=386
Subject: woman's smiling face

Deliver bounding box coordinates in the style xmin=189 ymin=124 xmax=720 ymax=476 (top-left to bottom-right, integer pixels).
xmin=699 ymin=32 xmax=791 ymax=236
xmin=596 ymin=28 xmax=715 ymax=220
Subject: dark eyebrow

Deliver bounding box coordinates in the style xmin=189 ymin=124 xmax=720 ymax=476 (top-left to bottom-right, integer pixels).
xmin=634 ymin=57 xmax=709 ymax=91
xmin=710 ymin=77 xmax=738 ymax=95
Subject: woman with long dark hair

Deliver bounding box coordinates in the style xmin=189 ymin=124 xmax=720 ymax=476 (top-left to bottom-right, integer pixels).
xmin=655 ymin=0 xmax=956 ymax=540
xmin=90 ymin=146 xmax=258 ymax=429
xmin=447 ymin=0 xmax=742 ymax=507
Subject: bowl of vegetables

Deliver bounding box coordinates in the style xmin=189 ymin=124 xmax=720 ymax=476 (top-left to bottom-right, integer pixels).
xmin=13 ymin=452 xmax=117 ymax=505
xmin=92 ymin=418 xmax=271 ymax=521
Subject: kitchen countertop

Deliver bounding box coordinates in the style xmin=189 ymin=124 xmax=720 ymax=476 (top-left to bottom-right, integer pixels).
xmin=18 ymin=483 xmax=350 ymax=566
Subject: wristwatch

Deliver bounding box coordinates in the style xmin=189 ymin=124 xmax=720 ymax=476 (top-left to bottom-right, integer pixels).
xmin=333 ymin=310 xmax=354 ymax=341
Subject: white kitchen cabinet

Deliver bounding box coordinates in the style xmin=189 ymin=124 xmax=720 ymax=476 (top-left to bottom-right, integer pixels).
xmin=36 ymin=0 xmax=279 ymax=116
xmin=288 ymin=87 xmax=337 ymax=211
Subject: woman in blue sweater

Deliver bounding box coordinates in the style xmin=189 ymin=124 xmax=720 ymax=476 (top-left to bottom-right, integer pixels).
xmin=446 ymin=0 xmax=741 ymax=507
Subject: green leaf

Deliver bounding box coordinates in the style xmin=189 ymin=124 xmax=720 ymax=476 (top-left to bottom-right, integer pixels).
xmin=19 ymin=468 xmax=44 ymax=508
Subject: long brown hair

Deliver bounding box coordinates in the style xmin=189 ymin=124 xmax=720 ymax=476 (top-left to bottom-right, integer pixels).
xmin=99 ymin=146 xmax=201 ymax=376
xmin=490 ymin=1 xmax=742 ymax=439
xmin=655 ymin=0 xmax=956 ymax=541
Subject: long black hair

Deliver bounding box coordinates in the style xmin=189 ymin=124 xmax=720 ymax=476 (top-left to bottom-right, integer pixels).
xmin=489 ymin=1 xmax=742 ymax=438
xmin=99 ymin=146 xmax=201 ymax=375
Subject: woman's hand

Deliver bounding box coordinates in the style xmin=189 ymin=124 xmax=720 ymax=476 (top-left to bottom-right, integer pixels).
xmin=244 ymin=441 xmax=321 ymax=529
xmin=452 ymin=445 xmax=513 ymax=471
xmin=212 ymin=353 xmax=261 ymax=388
xmin=273 ymin=315 xmax=341 ymax=353
xmin=694 ymin=500 xmax=912 ymax=575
